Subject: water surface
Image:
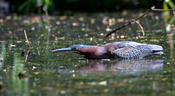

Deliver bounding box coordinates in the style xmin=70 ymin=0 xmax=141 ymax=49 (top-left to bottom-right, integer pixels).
xmin=0 ymin=11 xmax=175 ymax=96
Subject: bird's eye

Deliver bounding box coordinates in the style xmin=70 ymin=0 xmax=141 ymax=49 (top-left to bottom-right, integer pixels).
xmin=72 ymin=48 xmax=77 ymax=51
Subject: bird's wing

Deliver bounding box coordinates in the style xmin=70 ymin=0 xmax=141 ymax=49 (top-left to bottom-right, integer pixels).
xmin=112 ymin=45 xmax=152 ymax=59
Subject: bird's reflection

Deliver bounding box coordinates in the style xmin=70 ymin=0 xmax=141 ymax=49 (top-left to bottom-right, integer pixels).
xmin=77 ymin=59 xmax=164 ymax=74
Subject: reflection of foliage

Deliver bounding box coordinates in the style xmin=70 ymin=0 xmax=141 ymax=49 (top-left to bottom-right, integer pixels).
xmin=0 ymin=42 xmax=29 ymax=96
xmin=5 ymin=54 xmax=29 ymax=96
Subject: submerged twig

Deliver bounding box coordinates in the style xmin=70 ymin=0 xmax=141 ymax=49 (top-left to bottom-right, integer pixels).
xmin=151 ymin=6 xmax=175 ymax=11
xmin=106 ymin=9 xmax=150 ymax=37
xmin=25 ymin=50 xmax=30 ymax=63
xmin=24 ymin=30 xmax=31 ymax=47
xmin=135 ymin=20 xmax=145 ymax=36
xmin=24 ymin=30 xmax=31 ymax=63
xmin=105 ymin=6 xmax=175 ymax=37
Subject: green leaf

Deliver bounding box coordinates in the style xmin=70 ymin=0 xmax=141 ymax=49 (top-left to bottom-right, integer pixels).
xmin=163 ymin=1 xmax=170 ymax=23
xmin=169 ymin=17 xmax=175 ymax=24
xmin=163 ymin=1 xmax=169 ymax=10
xmin=44 ymin=0 xmax=51 ymax=7
xmin=167 ymin=0 xmax=175 ymax=8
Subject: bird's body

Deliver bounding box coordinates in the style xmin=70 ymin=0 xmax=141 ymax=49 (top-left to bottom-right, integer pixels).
xmin=52 ymin=41 xmax=163 ymax=59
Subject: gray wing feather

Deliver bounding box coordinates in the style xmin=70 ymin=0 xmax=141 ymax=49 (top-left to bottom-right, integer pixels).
xmin=112 ymin=45 xmax=152 ymax=59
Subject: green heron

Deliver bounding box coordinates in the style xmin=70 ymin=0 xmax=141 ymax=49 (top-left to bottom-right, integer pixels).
xmin=52 ymin=41 xmax=163 ymax=59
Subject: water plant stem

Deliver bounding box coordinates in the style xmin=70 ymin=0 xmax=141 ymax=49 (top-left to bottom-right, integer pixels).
xmin=24 ymin=30 xmax=31 ymax=47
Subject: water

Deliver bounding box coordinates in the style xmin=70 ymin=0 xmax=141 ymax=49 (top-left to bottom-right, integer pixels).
xmin=0 ymin=11 xmax=175 ymax=96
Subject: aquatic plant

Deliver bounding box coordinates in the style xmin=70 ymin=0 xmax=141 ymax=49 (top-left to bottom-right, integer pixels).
xmin=163 ymin=0 xmax=175 ymax=23
xmin=0 ymin=42 xmax=6 ymax=71
xmin=4 ymin=54 xmax=29 ymax=96
xmin=18 ymin=0 xmax=54 ymax=13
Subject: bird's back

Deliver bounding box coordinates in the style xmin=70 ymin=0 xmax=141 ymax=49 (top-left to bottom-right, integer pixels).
xmin=105 ymin=41 xmax=144 ymax=48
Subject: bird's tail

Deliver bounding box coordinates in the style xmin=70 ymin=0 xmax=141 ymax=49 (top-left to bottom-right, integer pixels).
xmin=147 ymin=44 xmax=163 ymax=55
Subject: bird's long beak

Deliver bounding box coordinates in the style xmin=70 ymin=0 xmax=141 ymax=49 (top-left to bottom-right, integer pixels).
xmin=52 ymin=47 xmax=72 ymax=52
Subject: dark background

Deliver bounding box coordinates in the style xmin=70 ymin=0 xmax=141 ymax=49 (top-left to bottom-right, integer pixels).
xmin=6 ymin=0 xmax=163 ymax=13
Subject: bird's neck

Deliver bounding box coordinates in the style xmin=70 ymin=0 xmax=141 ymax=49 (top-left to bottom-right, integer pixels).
xmin=77 ymin=46 xmax=113 ymax=59
xmin=78 ymin=46 xmax=100 ymax=53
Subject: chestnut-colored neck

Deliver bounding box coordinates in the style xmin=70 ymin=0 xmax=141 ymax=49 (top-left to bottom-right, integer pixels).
xmin=76 ymin=46 xmax=113 ymax=59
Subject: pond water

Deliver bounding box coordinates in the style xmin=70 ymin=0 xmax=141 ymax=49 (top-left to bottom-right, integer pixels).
xmin=0 ymin=11 xmax=175 ymax=96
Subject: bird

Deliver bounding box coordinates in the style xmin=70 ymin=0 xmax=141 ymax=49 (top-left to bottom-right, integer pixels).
xmin=52 ymin=41 xmax=163 ymax=59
